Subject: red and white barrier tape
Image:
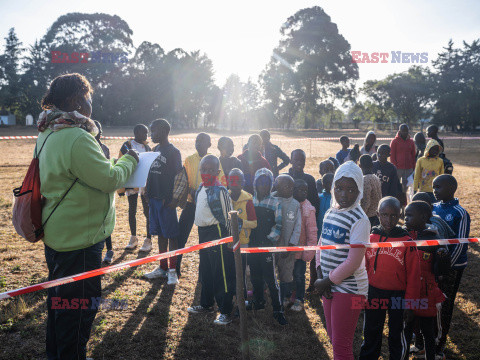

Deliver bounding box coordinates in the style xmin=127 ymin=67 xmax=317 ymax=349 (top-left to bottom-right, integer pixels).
xmin=242 ymin=238 xmax=478 ymax=254
xmin=2 ymin=236 xmax=477 ymax=300
xmin=0 ymin=236 xmax=232 ymax=300
xmin=1 ymin=135 xmax=480 ymax=141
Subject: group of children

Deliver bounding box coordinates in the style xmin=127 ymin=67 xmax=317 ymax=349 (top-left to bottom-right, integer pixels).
xmin=95 ymin=122 xmax=470 ymax=359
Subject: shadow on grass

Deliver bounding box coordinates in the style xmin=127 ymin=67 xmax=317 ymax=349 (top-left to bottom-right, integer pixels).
xmin=174 ymin=275 xmax=330 ymax=360
xmin=444 ymin=303 xmax=480 ymax=360
xmin=99 ymin=250 xmax=149 ymax=295
xmin=90 ymin=277 xmax=174 ymax=359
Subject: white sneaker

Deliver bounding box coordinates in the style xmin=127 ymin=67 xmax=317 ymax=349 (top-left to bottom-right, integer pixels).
xmin=291 ymin=299 xmax=304 ymax=312
xmin=139 ymin=238 xmax=152 ymax=252
xmin=125 ymin=235 xmax=138 ymax=250
xmin=167 ymin=269 xmax=179 ymax=285
xmin=214 ymin=313 xmax=232 ymax=325
xmin=144 ymin=266 xmax=167 ymax=279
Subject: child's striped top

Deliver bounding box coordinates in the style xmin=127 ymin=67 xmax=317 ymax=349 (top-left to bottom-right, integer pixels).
xmin=318 ymin=204 xmax=370 ymax=296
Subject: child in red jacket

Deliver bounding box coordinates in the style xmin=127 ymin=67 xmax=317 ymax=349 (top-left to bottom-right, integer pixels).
xmin=404 ymin=201 xmax=450 ymax=360
xmin=359 ymin=197 xmax=421 ymax=360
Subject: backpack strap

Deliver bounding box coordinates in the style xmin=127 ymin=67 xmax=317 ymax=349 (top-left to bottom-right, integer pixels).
xmin=34 ymin=131 xmax=54 ymax=158
xmin=35 ymin=178 xmax=78 ymax=239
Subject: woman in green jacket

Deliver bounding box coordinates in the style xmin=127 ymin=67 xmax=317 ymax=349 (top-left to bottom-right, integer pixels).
xmin=37 ymin=73 xmax=138 ymax=360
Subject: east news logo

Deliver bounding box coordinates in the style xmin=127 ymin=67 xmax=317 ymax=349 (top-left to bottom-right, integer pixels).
xmin=51 ymin=51 xmax=128 ymax=64
xmin=351 ymin=51 xmax=428 ymax=63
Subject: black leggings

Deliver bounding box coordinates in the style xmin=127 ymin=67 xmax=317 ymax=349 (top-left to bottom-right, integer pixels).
xmin=404 ymin=316 xmax=436 ymax=360
xmin=127 ymin=194 xmax=151 ymax=238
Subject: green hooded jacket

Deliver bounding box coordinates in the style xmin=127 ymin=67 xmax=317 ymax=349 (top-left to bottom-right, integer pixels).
xmin=37 ymin=127 xmax=137 ymax=252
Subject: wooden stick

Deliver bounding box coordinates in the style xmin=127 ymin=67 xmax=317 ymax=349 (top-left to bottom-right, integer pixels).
xmin=229 ymin=211 xmax=250 ymax=360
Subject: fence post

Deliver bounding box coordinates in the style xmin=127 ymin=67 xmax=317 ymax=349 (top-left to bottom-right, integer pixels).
xmin=229 ymin=211 xmax=250 ymax=360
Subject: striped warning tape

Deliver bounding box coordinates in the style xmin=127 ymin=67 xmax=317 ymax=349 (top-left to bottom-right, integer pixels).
xmin=1 ymin=135 xmax=479 ymax=141
xmin=0 ymin=236 xmax=233 ymax=300
xmin=1 ymin=237 xmax=477 ymax=300
xmin=241 ymin=238 xmax=478 ymax=254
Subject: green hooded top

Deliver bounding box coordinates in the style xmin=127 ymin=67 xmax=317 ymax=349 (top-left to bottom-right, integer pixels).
xmin=37 ymin=127 xmax=137 ymax=252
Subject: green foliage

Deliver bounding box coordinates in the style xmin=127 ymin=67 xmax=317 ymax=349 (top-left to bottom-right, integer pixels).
xmin=432 ymin=39 xmax=480 ymax=131
xmin=261 ymin=6 xmax=358 ymax=129
xmin=361 ymin=66 xmax=434 ymax=126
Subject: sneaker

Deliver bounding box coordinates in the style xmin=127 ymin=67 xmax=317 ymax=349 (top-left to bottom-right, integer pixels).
xmin=167 ymin=269 xmax=179 ymax=285
xmin=187 ymin=305 xmax=214 ymax=314
xmin=125 ymin=235 xmax=138 ymax=250
xmin=103 ymin=250 xmax=114 ymax=264
xmin=290 ymin=299 xmax=304 ymax=312
xmin=273 ymin=311 xmax=288 ymax=325
xmin=214 ymin=313 xmax=232 ymax=325
xmin=283 ymin=297 xmax=293 ymax=308
xmin=435 ymin=352 xmax=446 ymax=360
xmin=143 ymin=266 xmax=168 ymax=279
xmin=246 ymin=300 xmax=265 ymax=311
xmin=139 ymin=238 xmax=152 ymax=252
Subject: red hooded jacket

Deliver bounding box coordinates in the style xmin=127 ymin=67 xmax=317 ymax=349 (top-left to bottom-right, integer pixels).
xmin=390 ymin=133 xmax=416 ymax=170
xmin=409 ymin=229 xmax=448 ymax=317
xmin=365 ymin=226 xmax=421 ymax=302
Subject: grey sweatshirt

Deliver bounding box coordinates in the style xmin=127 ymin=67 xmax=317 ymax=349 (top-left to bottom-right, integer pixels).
xmin=273 ymin=192 xmax=302 ymax=246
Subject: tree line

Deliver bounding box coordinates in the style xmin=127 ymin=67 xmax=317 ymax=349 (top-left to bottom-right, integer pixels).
xmin=0 ymin=8 xmax=479 ymax=130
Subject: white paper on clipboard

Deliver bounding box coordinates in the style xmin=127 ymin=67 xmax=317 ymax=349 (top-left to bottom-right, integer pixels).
xmin=123 ymin=152 xmax=159 ymax=188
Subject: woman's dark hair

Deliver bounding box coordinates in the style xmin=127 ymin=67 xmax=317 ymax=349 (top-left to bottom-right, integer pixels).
xmin=349 ymin=144 xmax=361 ymax=163
xmin=364 ymin=132 xmax=376 ymax=152
xmin=41 ymin=73 xmax=93 ymax=110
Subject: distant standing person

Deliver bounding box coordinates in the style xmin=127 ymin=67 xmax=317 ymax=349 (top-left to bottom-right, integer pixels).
xmin=390 ymin=124 xmax=416 ymax=196
xmin=260 ymin=129 xmax=290 ymax=178
xmin=217 ymin=136 xmax=242 ymax=185
xmin=121 ymin=124 xmax=152 ymax=252
xmin=360 ymin=131 xmax=377 ymax=156
xmin=238 ymin=134 xmax=271 ymax=194
xmin=427 ymin=125 xmax=444 ymax=152
xmin=336 ymin=135 xmax=351 ymax=165
xmin=414 ymin=132 xmax=426 ymax=159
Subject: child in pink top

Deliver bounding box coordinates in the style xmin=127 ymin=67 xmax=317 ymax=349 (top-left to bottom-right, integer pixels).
xmin=290 ymin=179 xmax=318 ymax=311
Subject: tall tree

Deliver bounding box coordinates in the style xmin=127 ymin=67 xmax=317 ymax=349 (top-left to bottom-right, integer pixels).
xmin=262 ymin=6 xmax=358 ymax=129
xmin=432 ymin=39 xmax=480 ymax=131
xmin=0 ymin=28 xmax=24 ymax=115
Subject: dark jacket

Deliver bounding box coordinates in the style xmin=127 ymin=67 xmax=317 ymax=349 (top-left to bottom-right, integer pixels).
xmin=238 ymin=150 xmax=271 ymax=194
xmin=264 ymin=142 xmax=290 ymax=178
xmin=287 ymin=168 xmax=320 ymax=216
xmin=373 ymin=160 xmax=402 ymax=198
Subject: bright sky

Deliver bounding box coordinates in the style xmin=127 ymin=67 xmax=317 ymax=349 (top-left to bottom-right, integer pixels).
xmin=1 ymin=0 xmax=479 ymax=88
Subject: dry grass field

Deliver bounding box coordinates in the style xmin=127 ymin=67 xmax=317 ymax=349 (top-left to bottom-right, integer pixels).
xmin=0 ymin=128 xmax=479 ymax=360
